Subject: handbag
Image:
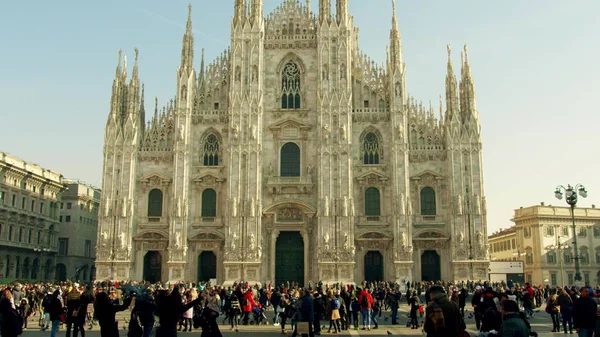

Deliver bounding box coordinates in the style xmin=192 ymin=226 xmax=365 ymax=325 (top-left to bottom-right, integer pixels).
xmin=59 ymin=313 xmax=66 ymax=323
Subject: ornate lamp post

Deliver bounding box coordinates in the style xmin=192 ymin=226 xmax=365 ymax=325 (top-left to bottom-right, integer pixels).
xmin=545 ymin=239 xmax=570 ymax=287
xmin=554 ymin=184 xmax=588 ymax=282
xmin=33 ymin=246 xmax=50 ymax=281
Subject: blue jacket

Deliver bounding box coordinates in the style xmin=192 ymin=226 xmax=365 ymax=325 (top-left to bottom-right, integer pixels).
xmin=298 ymin=294 xmax=314 ymax=322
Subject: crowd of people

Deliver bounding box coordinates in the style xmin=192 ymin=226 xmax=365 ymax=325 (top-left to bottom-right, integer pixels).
xmin=0 ymin=279 xmax=597 ymax=337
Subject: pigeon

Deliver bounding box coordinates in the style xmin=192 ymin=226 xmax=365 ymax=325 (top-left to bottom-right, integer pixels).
xmin=387 ymin=330 xmax=393 ymax=335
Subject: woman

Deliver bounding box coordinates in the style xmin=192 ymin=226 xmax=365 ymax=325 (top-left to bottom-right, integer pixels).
xmin=48 ymin=289 xmax=65 ymax=337
xmin=154 ymin=286 xmax=200 ymax=337
xmin=198 ymin=303 xmax=223 ymax=337
xmin=182 ymin=291 xmax=194 ymax=332
xmin=327 ymin=290 xmax=341 ymax=333
xmin=94 ymin=291 xmax=134 ymax=337
xmin=408 ymin=291 xmax=420 ymax=329
xmin=229 ymin=294 xmax=242 ymax=332
xmin=557 ymin=287 xmax=573 ymax=334
xmin=74 ymin=286 xmax=95 ymax=337
xmin=546 ymin=291 xmax=560 ymax=332
xmin=0 ymin=290 xmax=22 ymax=337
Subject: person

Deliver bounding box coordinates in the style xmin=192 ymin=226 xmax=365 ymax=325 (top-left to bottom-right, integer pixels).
xmin=17 ymin=298 xmax=30 ymax=331
xmin=573 ymin=287 xmax=597 ymax=337
xmin=154 ymin=286 xmax=201 ymax=337
xmin=66 ymin=285 xmax=82 ymax=337
xmin=409 ymin=291 xmax=420 ymax=329
xmin=423 ymin=285 xmax=462 ymax=337
xmin=357 ymin=287 xmax=373 ymax=331
xmin=387 ymin=288 xmax=400 ymax=325
xmin=48 ymin=289 xmax=65 ymax=337
xmin=498 ymin=299 xmax=530 ymax=337
xmin=292 ymin=288 xmax=315 ymax=337
xmin=94 ymin=291 xmax=134 ymax=337
xmin=558 ymin=287 xmax=574 ymax=334
xmin=131 ymin=290 xmax=157 ymax=337
xmin=0 ymin=289 xmax=22 ymax=337
xmin=327 ymin=290 xmax=341 ymax=333
xmin=545 ymin=291 xmax=560 ymax=332
xmin=229 ymin=293 xmax=242 ymax=331
xmin=197 ymin=302 xmax=223 ymax=337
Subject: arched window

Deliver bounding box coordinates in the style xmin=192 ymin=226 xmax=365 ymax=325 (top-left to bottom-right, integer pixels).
xmin=546 ymin=251 xmax=556 ymax=264
xmin=281 ymin=62 xmax=301 ymax=109
xmin=420 ymin=187 xmax=436 ymax=216
xmin=201 ymin=189 xmax=217 ymax=217
xmin=203 ymin=134 xmax=220 ymax=166
xmin=364 ymin=187 xmax=381 ymax=216
xmin=147 ymin=189 xmax=163 ymax=217
xmin=525 ymin=248 xmax=533 ymax=265
xmin=362 ymin=133 xmax=380 ymax=164
xmin=280 ymin=142 xmax=300 ymax=177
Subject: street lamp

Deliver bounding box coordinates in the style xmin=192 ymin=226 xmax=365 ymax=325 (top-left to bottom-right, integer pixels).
xmin=554 ymin=184 xmax=587 ymax=282
xmin=33 ymin=246 xmax=50 ymax=281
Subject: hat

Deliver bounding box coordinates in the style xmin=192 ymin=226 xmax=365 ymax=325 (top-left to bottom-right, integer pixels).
xmin=476 ymin=285 xmax=482 ymax=291
xmin=501 ymin=300 xmax=519 ymax=312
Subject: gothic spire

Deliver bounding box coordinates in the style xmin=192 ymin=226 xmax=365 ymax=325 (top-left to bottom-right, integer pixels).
xmin=234 ymin=0 xmax=246 ymax=26
xmin=336 ymin=0 xmax=348 ymax=25
xmin=140 ymin=83 xmax=146 ymax=128
xmin=180 ymin=4 xmax=194 ymax=72
xmin=460 ymin=44 xmax=477 ymax=118
xmin=389 ymin=0 xmax=402 ymax=70
xmin=131 ymin=47 xmax=139 ymax=85
xmin=445 ymin=44 xmax=459 ymax=121
xmin=249 ymin=0 xmax=263 ymax=26
xmin=319 ymin=0 xmax=331 ymax=24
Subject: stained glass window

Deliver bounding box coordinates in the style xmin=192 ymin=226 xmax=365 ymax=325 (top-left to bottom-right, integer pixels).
xmin=201 ymin=189 xmax=217 ymax=217
xmin=365 ymin=187 xmax=381 ymax=216
xmin=281 ymin=63 xmax=301 ymax=109
xmin=420 ymin=187 xmax=436 ymax=215
xmin=203 ymin=134 xmax=220 ymax=166
xmin=147 ymin=189 xmax=163 ymax=217
xmin=363 ymin=133 xmax=380 ymax=164
xmin=280 ymin=142 xmax=301 ymax=177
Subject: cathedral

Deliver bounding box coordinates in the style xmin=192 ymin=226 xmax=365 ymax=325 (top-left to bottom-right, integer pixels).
xmin=95 ymin=0 xmax=490 ymax=285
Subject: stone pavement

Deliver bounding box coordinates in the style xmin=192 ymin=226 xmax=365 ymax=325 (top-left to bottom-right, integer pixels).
xmin=20 ymin=305 xmax=556 ymax=336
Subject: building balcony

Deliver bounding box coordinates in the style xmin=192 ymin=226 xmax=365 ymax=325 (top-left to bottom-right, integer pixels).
xmin=266 ymin=176 xmax=314 ymax=194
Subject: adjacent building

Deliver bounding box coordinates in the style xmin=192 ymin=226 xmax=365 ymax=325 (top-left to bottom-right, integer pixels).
xmin=489 ymin=226 xmax=517 ymax=262
xmin=96 ymin=0 xmax=489 ymax=284
xmin=56 ymin=180 xmax=101 ymax=282
xmin=511 ymin=203 xmax=600 ymax=286
xmin=0 ymin=152 xmax=64 ymax=281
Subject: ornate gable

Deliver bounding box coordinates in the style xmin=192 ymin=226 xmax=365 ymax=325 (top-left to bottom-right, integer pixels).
xmin=190 ymin=232 xmax=223 ymax=241
xmin=268 ymin=118 xmax=311 ymax=140
xmin=358 ymin=232 xmax=392 ymax=240
xmin=193 ymin=173 xmax=226 ymax=186
xmin=134 ymin=231 xmax=168 ymax=241
xmin=139 ymin=174 xmax=172 ymax=187
xmin=414 ymin=231 xmax=447 ymax=240
xmin=410 ymin=170 xmax=443 ymax=185
xmin=355 ymin=170 xmax=388 ymax=185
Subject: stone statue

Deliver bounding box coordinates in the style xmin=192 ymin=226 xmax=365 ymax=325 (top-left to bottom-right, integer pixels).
xmin=322 ymin=64 xmax=329 ymax=81
xmin=343 ymin=233 xmax=349 ymax=249
xmin=104 ymin=197 xmax=111 ymax=217
xmin=456 ymin=195 xmax=463 ymax=215
xmin=176 ymin=198 xmax=182 ymax=218
xmin=400 ymin=231 xmax=407 ymax=249
xmin=475 ymin=195 xmax=481 ymax=215
xmin=249 ymin=234 xmax=256 ymax=250
xmin=324 ymin=233 xmax=330 ymax=248
xmin=340 ymin=63 xmax=347 ymax=80
xmin=399 ymin=193 xmax=406 ymax=215
xmin=250 ymin=197 xmax=256 ymax=217
xmin=458 ymin=231 xmax=464 ymax=244
xmin=231 ymin=232 xmax=237 ymax=250
xmin=395 ymin=81 xmax=401 ymax=97
xmin=407 ymin=200 xmax=413 ymax=215
xmin=350 ymin=199 xmax=355 ymax=216
xmin=324 ymin=196 xmax=329 ymax=217
xmin=251 ymin=125 xmax=257 ymax=140
xmin=476 ymin=230 xmax=483 ymax=247
xmin=121 ymin=197 xmax=127 ymax=217
xmin=232 ymin=197 xmax=237 ymax=217
xmin=118 ymin=231 xmax=126 ymax=249
xmin=340 ymin=125 xmax=347 ymax=141
xmin=307 ymin=164 xmax=312 ymax=179
xmin=175 ymin=232 xmax=181 ymax=249
xmin=257 ymin=246 xmax=262 ymax=259
xmin=100 ymin=231 xmax=108 ymax=245
xmin=179 ymin=125 xmax=185 ymax=141
xmin=323 ymin=124 xmax=330 ymax=140
xmin=396 ymin=123 xmax=403 ymax=140
xmin=252 ymin=65 xmax=258 ymax=82
xmin=232 ymin=124 xmax=239 ymax=139
xmin=482 ymin=196 xmax=487 ymax=214
xmin=268 ymin=163 xmax=274 ymax=177
xmin=342 ymin=196 xmax=348 ymax=217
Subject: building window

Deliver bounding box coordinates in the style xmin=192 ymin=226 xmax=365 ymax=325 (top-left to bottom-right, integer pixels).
xmin=39 ymin=202 xmax=44 ymax=214
xmin=201 ymin=189 xmax=217 ymax=218
xmin=37 ymin=231 xmax=41 ymax=244
xmin=147 ymin=189 xmax=163 ymax=217
xmin=202 ymin=134 xmax=220 ymax=166
xmin=594 ymin=225 xmax=600 ymax=238
xmin=364 ymin=187 xmax=381 ymax=216
xmin=550 ymin=273 xmax=557 ymax=286
xmin=363 ymin=100 xmax=370 ymax=108
xmin=362 ymin=133 xmax=380 ymax=164
xmin=65 ymin=216 xmax=71 ymax=222
xmin=0 ymin=191 xmax=4 ymax=204
xmin=546 ymin=251 xmax=556 ymax=264
xmin=21 ymin=197 xmax=25 ymax=209
xmin=58 ymin=238 xmax=69 ymax=256
xmin=567 ymin=273 xmax=574 ymax=285
xmin=420 ymin=187 xmax=436 ymax=216
xmin=564 ymin=251 xmax=572 ymax=264
xmin=28 ymin=229 xmax=32 ymax=244
xmin=30 ymin=200 xmax=35 ymax=212
xmin=59 ymin=216 xmax=62 ymax=222
xmin=84 ymin=240 xmax=91 ymax=258
xmin=545 ymin=225 xmax=554 ymax=237
xmin=66 ymin=202 xmax=72 ymax=209
xmin=584 ymin=273 xmax=590 ymax=284
xmin=595 ymin=249 xmax=600 ymax=264
xmin=525 ymin=249 xmax=533 ymax=265
xmin=562 ymin=226 xmax=569 ymax=236
xmin=281 ymin=62 xmax=301 ymax=109
xmin=18 ymin=227 xmax=23 ymax=242
xmin=579 ymin=248 xmax=589 ymax=264
xmin=511 ymin=239 xmax=515 ymax=249
xmin=280 ymin=142 xmax=301 ymax=177
xmin=11 ymin=195 xmax=15 ymax=207
xmin=578 ymin=227 xmax=587 ymax=237
xmin=8 ymin=226 xmax=13 ymax=240
xmin=526 ymin=274 xmax=532 ymax=283
xmin=523 ymin=227 xmax=531 ymax=238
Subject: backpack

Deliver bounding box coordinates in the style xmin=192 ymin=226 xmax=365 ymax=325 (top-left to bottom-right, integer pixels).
xmin=361 ymin=294 xmax=369 ymax=307
xmin=332 ymin=298 xmax=340 ymax=310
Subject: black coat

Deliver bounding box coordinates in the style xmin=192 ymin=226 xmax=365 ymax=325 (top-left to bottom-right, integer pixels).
xmin=0 ymin=298 xmax=22 ymax=337
xmin=198 ymin=306 xmax=222 ymax=337
xmin=573 ymin=296 xmax=597 ymax=330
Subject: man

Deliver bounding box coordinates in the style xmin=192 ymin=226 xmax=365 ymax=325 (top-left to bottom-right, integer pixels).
xmin=292 ymin=289 xmax=314 ymax=337
xmin=386 ymin=288 xmax=400 ymax=325
xmin=573 ymin=287 xmax=597 ymax=337
xmin=471 ymin=285 xmax=483 ymax=330
xmin=498 ymin=300 xmax=530 ymax=337
xmin=357 ymin=287 xmax=374 ymax=331
xmin=423 ymin=285 xmax=462 ymax=337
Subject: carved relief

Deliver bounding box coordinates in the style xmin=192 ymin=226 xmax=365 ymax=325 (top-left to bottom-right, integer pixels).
xmin=277 ymin=207 xmax=303 ymax=222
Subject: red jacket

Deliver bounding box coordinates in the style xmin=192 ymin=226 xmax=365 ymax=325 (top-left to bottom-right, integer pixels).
xmin=242 ymin=291 xmax=256 ymax=313
xmin=358 ymin=290 xmax=373 ymax=309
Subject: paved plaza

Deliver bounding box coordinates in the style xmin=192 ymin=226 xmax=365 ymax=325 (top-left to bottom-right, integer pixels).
xmin=19 ymin=305 xmax=557 ymax=337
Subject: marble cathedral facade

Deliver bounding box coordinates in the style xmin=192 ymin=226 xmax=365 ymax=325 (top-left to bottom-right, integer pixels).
xmin=95 ymin=0 xmax=490 ymax=285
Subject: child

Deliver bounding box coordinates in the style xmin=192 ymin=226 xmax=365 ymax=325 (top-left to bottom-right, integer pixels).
xmin=18 ymin=298 xmax=30 ymax=330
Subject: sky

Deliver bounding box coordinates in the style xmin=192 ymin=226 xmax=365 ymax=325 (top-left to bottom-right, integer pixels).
xmin=1 ymin=0 xmax=599 ymax=233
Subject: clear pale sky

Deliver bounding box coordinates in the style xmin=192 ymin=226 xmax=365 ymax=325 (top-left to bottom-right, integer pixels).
xmin=1 ymin=0 xmax=598 ymax=233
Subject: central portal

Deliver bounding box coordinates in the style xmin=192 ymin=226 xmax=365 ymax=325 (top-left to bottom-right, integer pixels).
xmin=143 ymin=251 xmax=162 ymax=283
xmin=421 ymin=250 xmax=441 ymax=281
xmin=275 ymin=231 xmax=304 ymax=286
